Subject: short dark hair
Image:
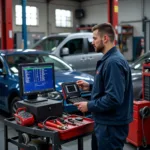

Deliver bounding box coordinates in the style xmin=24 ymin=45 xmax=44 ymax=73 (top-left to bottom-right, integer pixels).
xmin=92 ymin=23 xmax=115 ymax=42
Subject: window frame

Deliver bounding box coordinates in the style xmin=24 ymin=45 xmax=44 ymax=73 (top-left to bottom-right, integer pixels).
xmin=63 ymin=38 xmax=84 ymax=55
xmin=15 ymin=5 xmax=39 ymax=26
xmin=55 ymin=9 xmax=73 ymax=28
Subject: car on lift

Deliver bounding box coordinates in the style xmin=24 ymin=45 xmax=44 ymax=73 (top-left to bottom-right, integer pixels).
xmin=131 ymin=51 xmax=150 ymax=100
xmin=0 ymin=49 xmax=94 ymax=114
xmin=31 ymin=32 xmax=103 ymax=75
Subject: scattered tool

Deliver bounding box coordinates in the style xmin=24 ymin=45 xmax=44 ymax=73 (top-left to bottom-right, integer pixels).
xmin=54 ymin=119 xmax=68 ymax=128
xmin=59 ymin=118 xmax=67 ymax=124
xmin=68 ymin=118 xmax=84 ymax=125
xmin=65 ymin=119 xmax=76 ymax=126
xmin=38 ymin=123 xmax=53 ymax=131
xmin=46 ymin=121 xmax=67 ymax=130
xmin=68 ymin=118 xmax=75 ymax=124
xmin=75 ymin=117 xmax=83 ymax=122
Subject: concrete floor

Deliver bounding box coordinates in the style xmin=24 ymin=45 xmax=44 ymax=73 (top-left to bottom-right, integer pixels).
xmin=0 ymin=110 xmax=149 ymax=150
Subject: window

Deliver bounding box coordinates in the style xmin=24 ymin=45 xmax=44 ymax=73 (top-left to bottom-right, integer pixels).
xmin=88 ymin=38 xmax=95 ymax=53
xmin=15 ymin=5 xmax=38 ymax=26
xmin=64 ymin=39 xmax=83 ymax=55
xmin=35 ymin=37 xmax=66 ymax=52
xmin=5 ymin=54 xmax=72 ymax=73
xmin=55 ymin=9 xmax=72 ymax=27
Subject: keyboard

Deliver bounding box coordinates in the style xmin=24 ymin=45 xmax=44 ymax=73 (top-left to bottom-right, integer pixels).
xmin=67 ymin=97 xmax=88 ymax=104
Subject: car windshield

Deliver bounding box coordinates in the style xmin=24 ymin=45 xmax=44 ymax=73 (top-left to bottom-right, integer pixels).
xmin=5 ymin=53 xmax=72 ymax=74
xmin=131 ymin=53 xmax=150 ymax=70
xmin=32 ymin=36 xmax=66 ymax=52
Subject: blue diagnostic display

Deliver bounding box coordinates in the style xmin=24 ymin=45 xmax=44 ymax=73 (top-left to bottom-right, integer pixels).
xmin=21 ymin=65 xmax=54 ymax=95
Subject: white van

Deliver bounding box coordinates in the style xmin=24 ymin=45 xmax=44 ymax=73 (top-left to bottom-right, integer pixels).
xmin=31 ymin=32 xmax=103 ymax=75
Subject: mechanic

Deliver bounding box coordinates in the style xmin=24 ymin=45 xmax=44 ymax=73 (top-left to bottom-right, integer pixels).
xmin=74 ymin=23 xmax=133 ymax=150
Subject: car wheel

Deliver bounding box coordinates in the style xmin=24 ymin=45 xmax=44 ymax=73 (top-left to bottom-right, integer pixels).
xmin=10 ymin=97 xmax=20 ymax=115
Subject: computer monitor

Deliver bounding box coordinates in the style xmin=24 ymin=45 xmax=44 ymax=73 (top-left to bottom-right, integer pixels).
xmin=19 ymin=62 xmax=55 ymax=102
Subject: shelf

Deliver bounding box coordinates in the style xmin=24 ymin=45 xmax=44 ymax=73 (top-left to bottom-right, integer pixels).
xmin=121 ymin=32 xmax=133 ymax=35
xmin=121 ymin=25 xmax=133 ymax=29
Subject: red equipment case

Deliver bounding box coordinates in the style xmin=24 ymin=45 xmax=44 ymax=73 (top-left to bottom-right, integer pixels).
xmin=127 ymin=100 xmax=150 ymax=147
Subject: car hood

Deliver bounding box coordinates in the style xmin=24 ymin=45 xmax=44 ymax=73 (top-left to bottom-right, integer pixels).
xmin=14 ymin=70 xmax=94 ymax=92
xmin=54 ymin=70 xmax=94 ymax=91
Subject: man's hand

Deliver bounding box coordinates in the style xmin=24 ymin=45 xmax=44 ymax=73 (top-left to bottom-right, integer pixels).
xmin=76 ymin=80 xmax=90 ymax=91
xmin=74 ymin=102 xmax=88 ymax=113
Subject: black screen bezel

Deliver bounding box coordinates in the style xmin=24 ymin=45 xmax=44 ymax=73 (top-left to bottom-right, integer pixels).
xmin=61 ymin=82 xmax=81 ymax=99
xmin=19 ymin=62 xmax=55 ymax=97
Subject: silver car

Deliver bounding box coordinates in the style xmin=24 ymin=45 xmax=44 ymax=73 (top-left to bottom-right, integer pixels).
xmin=130 ymin=52 xmax=150 ymax=99
xmin=31 ymin=32 xmax=103 ymax=75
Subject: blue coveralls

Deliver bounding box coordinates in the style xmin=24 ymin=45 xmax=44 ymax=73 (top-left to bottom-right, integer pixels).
xmin=88 ymin=47 xmax=133 ymax=150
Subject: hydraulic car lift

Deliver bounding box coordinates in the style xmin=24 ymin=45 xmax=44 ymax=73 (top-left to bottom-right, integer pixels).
xmin=0 ymin=0 xmax=13 ymax=49
xmin=107 ymin=0 xmax=118 ymax=44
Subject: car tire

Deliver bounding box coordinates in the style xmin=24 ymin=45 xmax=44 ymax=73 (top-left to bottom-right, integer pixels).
xmin=10 ymin=97 xmax=20 ymax=115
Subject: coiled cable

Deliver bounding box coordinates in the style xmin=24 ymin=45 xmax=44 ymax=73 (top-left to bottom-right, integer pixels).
xmin=139 ymin=106 xmax=150 ymax=148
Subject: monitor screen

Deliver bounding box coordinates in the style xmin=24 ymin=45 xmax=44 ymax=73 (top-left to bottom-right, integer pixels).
xmin=19 ymin=63 xmax=55 ymax=96
xmin=66 ymin=85 xmax=77 ymax=93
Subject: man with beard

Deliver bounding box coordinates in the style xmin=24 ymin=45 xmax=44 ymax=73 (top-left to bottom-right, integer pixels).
xmin=74 ymin=23 xmax=133 ymax=150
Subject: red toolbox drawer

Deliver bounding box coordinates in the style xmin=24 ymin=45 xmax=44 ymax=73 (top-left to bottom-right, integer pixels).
xmin=38 ymin=115 xmax=94 ymax=141
xmin=127 ymin=100 xmax=150 ymax=147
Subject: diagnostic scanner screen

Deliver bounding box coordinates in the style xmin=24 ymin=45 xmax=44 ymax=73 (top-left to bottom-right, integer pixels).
xmin=66 ymin=85 xmax=77 ymax=93
xmin=22 ymin=65 xmax=54 ymax=94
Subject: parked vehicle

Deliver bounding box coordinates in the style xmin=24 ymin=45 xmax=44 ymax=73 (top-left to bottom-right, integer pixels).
xmin=0 ymin=49 xmax=94 ymax=114
xmin=31 ymin=33 xmax=103 ymax=75
xmin=130 ymin=52 xmax=150 ymax=100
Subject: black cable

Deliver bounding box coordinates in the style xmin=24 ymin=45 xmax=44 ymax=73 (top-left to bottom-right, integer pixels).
xmin=42 ymin=116 xmax=57 ymax=130
xmin=140 ymin=107 xmax=149 ymax=148
xmin=41 ymin=116 xmax=62 ymax=150
xmin=141 ymin=115 xmax=147 ymax=148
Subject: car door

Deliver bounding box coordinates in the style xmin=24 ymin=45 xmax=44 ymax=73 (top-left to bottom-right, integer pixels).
xmin=61 ymin=38 xmax=89 ymax=72
xmin=0 ymin=56 xmax=8 ymax=110
xmin=85 ymin=37 xmax=103 ymax=75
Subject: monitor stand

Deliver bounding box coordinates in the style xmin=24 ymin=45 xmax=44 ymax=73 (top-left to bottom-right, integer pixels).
xmin=24 ymin=94 xmax=48 ymax=103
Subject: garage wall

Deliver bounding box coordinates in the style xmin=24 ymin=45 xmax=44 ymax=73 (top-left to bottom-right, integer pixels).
xmin=119 ymin=0 xmax=143 ymax=36
xmin=80 ymin=0 xmax=107 ymax=25
xmin=12 ymin=0 xmax=150 ymax=41
xmin=81 ymin=0 xmax=150 ymax=37
xmin=145 ymin=0 xmax=150 ymax=18
xmin=48 ymin=0 xmax=80 ymax=34
xmin=13 ymin=0 xmax=47 ymax=34
xmin=12 ymin=0 xmax=80 ymax=35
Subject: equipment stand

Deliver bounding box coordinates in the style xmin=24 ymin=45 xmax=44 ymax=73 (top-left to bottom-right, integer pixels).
xmin=4 ymin=118 xmax=91 ymax=150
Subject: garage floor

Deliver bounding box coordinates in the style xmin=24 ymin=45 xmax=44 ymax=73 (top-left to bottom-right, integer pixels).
xmin=0 ymin=110 xmax=149 ymax=150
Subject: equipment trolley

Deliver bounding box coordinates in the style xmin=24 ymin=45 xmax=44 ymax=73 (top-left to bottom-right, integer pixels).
xmin=4 ymin=117 xmax=93 ymax=150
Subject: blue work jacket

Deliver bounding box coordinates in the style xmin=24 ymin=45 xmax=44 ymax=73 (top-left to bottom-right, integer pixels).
xmin=88 ymin=46 xmax=133 ymax=125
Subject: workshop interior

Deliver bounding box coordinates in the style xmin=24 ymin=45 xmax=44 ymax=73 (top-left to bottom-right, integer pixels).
xmin=1 ymin=0 xmax=150 ymax=150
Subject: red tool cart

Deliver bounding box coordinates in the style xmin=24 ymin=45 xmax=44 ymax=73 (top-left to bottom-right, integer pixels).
xmin=127 ymin=61 xmax=150 ymax=149
xmin=127 ymin=100 xmax=150 ymax=148
xmin=4 ymin=114 xmax=94 ymax=150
